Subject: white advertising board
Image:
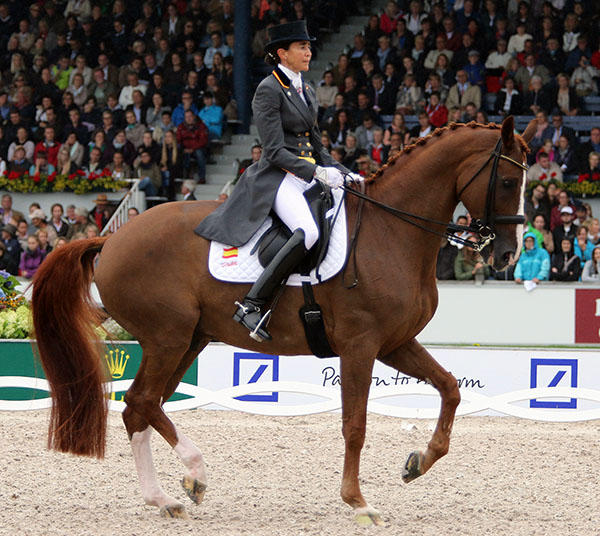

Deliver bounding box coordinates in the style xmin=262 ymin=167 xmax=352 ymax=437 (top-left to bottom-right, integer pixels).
xmin=128 ymin=344 xmax=600 ymax=422
xmin=2 ymin=343 xmax=599 ymax=422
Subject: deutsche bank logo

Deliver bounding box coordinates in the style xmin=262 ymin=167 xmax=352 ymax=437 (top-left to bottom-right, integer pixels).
xmin=530 ymin=358 xmax=578 ymax=409
xmin=233 ymin=353 xmax=279 ymax=402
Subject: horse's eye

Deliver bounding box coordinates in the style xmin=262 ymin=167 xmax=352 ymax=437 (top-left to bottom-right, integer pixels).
xmin=501 ymin=178 xmax=516 ymax=189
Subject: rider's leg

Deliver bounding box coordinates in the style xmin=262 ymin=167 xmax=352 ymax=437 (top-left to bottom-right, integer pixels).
xmin=271 ymin=173 xmax=319 ymax=251
xmin=233 ymin=173 xmax=318 ymax=341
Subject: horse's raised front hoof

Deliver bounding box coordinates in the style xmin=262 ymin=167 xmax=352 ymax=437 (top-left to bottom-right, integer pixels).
xmin=159 ymin=503 xmax=189 ymax=519
xmin=402 ymin=450 xmax=424 ymax=483
xmin=354 ymin=506 xmax=385 ymax=527
xmin=181 ymin=476 xmax=207 ymax=505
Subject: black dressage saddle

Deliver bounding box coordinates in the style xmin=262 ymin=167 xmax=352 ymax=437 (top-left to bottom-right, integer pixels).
xmin=251 ymin=181 xmax=335 ymax=279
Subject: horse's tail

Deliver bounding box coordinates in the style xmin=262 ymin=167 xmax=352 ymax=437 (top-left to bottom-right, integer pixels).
xmin=32 ymin=236 xmax=110 ymax=458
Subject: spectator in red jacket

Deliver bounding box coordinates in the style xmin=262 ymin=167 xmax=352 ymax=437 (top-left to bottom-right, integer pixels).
xmin=33 ymin=126 xmax=61 ymax=167
xmin=425 ymin=91 xmax=448 ymax=128
xmin=176 ymin=109 xmax=208 ymax=184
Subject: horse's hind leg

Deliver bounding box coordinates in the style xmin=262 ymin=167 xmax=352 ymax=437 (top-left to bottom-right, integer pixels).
xmin=123 ymin=408 xmax=186 ymax=516
xmin=124 ymin=339 xmax=209 ymax=518
xmin=378 ymin=338 xmax=460 ymax=483
xmin=166 ymin=342 xmax=209 ymax=507
xmin=339 ymin=353 xmax=385 ymax=526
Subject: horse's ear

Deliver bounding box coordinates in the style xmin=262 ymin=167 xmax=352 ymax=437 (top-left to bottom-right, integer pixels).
xmin=520 ymin=118 xmax=538 ymax=144
xmin=501 ymin=115 xmax=515 ymax=151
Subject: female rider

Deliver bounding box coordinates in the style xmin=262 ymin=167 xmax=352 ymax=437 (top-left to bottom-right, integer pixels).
xmin=196 ymin=21 xmax=356 ymax=342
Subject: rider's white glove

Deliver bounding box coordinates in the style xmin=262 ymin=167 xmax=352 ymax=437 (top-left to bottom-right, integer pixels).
xmin=314 ymin=166 xmax=344 ymax=189
xmin=345 ymin=172 xmax=364 ymax=184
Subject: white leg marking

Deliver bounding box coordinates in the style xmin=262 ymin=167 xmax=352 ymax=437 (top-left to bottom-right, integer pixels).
xmin=131 ymin=428 xmax=178 ymax=508
xmin=174 ymin=428 xmax=207 ymax=483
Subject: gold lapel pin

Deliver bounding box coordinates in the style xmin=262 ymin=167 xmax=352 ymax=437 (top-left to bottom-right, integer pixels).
xmin=287 ymin=91 xmax=292 ymax=96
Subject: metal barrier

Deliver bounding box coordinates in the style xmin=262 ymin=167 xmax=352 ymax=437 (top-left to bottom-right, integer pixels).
xmin=101 ymin=179 xmax=143 ymax=236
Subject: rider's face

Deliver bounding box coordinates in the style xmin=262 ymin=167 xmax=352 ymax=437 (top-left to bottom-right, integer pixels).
xmin=279 ymin=41 xmax=312 ymax=73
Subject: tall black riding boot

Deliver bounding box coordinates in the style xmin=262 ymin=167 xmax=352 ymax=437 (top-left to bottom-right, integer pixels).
xmin=233 ymin=229 xmax=308 ymax=342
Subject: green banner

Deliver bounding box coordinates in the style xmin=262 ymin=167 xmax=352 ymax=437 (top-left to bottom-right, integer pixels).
xmin=0 ymin=341 xmax=197 ymax=403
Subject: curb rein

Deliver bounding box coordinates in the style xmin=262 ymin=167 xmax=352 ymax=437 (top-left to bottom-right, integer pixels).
xmin=340 ymin=138 xmax=528 ymax=288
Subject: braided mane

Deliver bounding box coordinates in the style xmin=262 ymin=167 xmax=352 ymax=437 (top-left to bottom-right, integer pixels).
xmin=366 ymin=121 xmax=530 ymax=183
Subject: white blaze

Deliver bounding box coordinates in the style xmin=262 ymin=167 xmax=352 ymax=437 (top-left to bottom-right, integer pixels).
xmin=513 ymin=166 xmax=527 ymax=262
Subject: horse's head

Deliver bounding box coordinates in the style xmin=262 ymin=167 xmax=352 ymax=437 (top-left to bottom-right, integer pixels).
xmin=458 ymin=116 xmax=537 ymax=270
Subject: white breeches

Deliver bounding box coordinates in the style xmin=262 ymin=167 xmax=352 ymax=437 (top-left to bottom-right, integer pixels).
xmin=273 ymin=172 xmax=319 ymax=250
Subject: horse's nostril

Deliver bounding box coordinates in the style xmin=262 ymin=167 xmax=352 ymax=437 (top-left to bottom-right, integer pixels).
xmin=503 ymin=250 xmax=515 ymax=263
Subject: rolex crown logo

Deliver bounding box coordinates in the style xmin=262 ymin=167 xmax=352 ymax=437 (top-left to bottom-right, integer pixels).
xmin=104 ymin=349 xmax=130 ymax=379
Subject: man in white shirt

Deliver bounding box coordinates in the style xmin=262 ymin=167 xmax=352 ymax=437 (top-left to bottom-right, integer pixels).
xmin=424 ymin=35 xmax=454 ymax=70
xmin=485 ymin=39 xmax=511 ymax=70
xmin=507 ymin=22 xmax=532 ymax=55
xmin=119 ymin=73 xmax=147 ymax=108
xmin=203 ymin=31 xmax=231 ymax=69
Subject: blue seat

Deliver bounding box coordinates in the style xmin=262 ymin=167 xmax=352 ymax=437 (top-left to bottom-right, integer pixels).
xmin=583 ymin=96 xmax=600 ymax=114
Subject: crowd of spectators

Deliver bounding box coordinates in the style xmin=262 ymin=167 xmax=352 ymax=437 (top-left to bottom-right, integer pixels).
xmin=0 ymin=192 xmax=119 ymax=278
xmin=0 ymin=0 xmax=259 ymax=199
xmin=311 ymin=0 xmax=600 ymax=176
xmin=0 ymin=0 xmax=360 ymax=198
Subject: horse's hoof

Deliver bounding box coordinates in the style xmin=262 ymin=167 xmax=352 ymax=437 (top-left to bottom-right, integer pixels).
xmin=354 ymin=506 xmax=385 ymax=527
xmin=181 ymin=476 xmax=207 ymax=505
xmin=402 ymin=450 xmax=424 ymax=483
xmin=159 ymin=503 xmax=189 ymax=519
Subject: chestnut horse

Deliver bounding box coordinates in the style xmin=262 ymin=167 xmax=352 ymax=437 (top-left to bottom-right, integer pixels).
xmin=32 ymin=117 xmax=536 ymax=525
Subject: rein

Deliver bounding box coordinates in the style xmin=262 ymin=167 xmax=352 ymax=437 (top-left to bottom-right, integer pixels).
xmin=342 ymin=137 xmax=528 ymax=254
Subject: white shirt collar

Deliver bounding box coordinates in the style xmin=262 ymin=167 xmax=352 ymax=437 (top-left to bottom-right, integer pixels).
xmin=279 ymin=64 xmax=302 ymax=89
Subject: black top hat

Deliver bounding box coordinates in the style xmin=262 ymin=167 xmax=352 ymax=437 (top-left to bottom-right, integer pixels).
xmin=265 ymin=21 xmax=316 ymax=53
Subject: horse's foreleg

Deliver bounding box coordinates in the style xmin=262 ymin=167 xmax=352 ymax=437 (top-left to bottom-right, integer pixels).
xmin=378 ymin=338 xmax=460 ymax=483
xmin=339 ymin=354 xmax=385 ymax=526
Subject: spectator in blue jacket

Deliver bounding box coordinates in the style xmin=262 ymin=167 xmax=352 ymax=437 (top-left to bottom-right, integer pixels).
xmin=171 ymin=91 xmax=199 ymax=127
xmin=198 ymin=92 xmax=224 ymax=140
xmin=514 ymin=232 xmax=551 ymax=284
xmin=573 ymin=226 xmax=594 ymax=268
xmin=463 ymin=50 xmax=486 ymax=91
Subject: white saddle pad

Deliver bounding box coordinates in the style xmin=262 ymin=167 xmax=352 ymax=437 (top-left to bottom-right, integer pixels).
xmin=208 ymin=189 xmax=347 ymax=286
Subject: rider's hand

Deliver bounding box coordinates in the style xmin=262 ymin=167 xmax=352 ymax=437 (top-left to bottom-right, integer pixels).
xmin=314 ymin=166 xmax=344 ymax=189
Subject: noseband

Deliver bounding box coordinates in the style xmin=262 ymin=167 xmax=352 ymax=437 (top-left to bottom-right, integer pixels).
xmin=342 ymin=136 xmax=528 ymax=253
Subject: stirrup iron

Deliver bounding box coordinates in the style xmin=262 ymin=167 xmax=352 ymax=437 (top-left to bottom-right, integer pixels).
xmin=249 ymin=309 xmax=272 ymax=342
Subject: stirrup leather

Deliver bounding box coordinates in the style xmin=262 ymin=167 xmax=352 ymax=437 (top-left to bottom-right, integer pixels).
xmin=234 ymin=301 xmax=258 ymax=315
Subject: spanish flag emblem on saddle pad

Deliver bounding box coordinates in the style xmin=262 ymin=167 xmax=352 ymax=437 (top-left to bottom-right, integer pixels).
xmin=222 ymin=247 xmax=238 ymax=259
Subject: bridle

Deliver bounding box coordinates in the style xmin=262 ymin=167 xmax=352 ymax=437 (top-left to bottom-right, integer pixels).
xmin=342 ymin=137 xmax=528 ymax=253
xmin=455 ymin=137 xmax=528 ymax=250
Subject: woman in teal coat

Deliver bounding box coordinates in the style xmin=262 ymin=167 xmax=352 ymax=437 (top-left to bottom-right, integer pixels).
xmin=514 ymin=232 xmax=550 ymax=283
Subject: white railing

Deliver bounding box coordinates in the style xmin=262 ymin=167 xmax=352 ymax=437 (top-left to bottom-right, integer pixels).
xmin=101 ymin=179 xmax=144 ymax=236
